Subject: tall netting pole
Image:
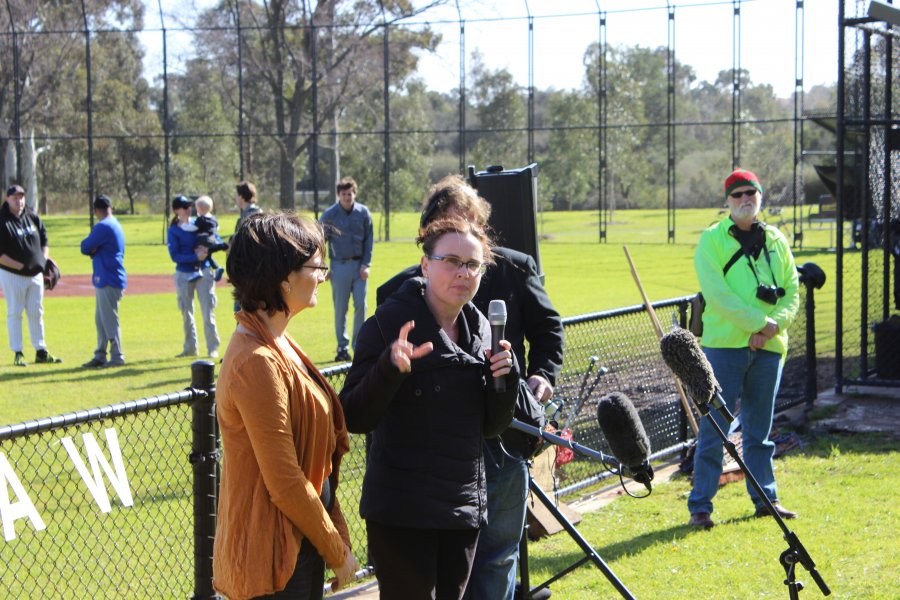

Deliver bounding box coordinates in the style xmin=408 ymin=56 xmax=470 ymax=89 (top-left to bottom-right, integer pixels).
xmin=731 ymin=0 xmax=742 ymax=169
xmin=79 ymin=0 xmax=96 ymax=225
xmin=792 ymin=0 xmax=805 ymax=248
xmin=666 ymin=3 xmax=676 ymax=244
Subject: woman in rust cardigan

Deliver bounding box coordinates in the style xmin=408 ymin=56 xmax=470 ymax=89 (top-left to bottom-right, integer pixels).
xmin=213 ymin=212 xmax=358 ymax=600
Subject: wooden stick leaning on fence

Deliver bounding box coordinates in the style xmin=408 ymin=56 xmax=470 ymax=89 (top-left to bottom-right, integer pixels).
xmin=622 ymin=245 xmax=700 ymax=436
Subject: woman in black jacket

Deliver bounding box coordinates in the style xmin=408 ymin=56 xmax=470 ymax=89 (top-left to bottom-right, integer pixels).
xmin=340 ymin=218 xmax=518 ymax=600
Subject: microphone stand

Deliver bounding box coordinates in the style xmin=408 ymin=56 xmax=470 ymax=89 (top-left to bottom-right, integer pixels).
xmin=509 ymin=420 xmax=636 ymax=600
xmin=690 ymin=405 xmax=831 ymax=598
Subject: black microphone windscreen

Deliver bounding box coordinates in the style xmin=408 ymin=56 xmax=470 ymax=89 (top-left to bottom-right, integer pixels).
xmin=596 ymin=392 xmax=650 ymax=467
xmin=659 ymin=328 xmax=720 ymax=405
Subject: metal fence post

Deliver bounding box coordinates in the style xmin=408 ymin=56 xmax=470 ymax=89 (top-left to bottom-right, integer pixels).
xmin=677 ymin=300 xmax=691 ymax=444
xmin=798 ymin=263 xmax=826 ymax=406
xmin=190 ymin=360 xmax=220 ymax=600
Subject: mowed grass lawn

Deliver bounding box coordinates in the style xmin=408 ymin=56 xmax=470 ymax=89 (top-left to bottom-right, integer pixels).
xmin=2 ymin=209 xmax=896 ymax=598
xmin=1 ymin=208 xmax=844 ymax=424
xmin=525 ymin=433 xmax=899 ymax=598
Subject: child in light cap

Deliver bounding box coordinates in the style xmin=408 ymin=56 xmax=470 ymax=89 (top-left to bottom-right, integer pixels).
xmin=181 ymin=195 xmax=228 ymax=281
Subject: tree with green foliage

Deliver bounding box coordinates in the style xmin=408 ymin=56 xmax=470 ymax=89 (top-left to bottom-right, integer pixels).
xmin=0 ymin=0 xmax=146 ymax=212
xmin=466 ymin=51 xmax=527 ymax=170
xmin=539 ymin=89 xmax=595 ymax=210
xmin=338 ymin=78 xmax=437 ymax=230
xmin=164 ymin=57 xmax=241 ymax=208
xmin=189 ymin=0 xmax=441 ymax=210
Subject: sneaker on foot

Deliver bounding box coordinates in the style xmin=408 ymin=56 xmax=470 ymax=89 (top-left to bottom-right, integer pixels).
xmin=334 ymin=349 xmax=352 ymax=362
xmin=214 ymin=267 xmax=225 ymax=282
xmin=175 ymin=350 xmax=199 ymax=358
xmin=13 ymin=351 xmax=27 ymax=367
xmin=209 ymin=350 xmax=220 ymax=359
xmin=35 ymin=349 xmax=62 ymax=364
xmin=688 ymin=512 xmax=715 ymax=529
xmin=82 ymin=358 xmax=106 ymax=368
xmin=99 ymin=359 xmax=126 ymax=369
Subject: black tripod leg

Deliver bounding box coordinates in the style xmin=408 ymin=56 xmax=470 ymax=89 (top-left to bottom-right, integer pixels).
xmin=518 ymin=526 xmax=530 ymax=600
xmin=528 ymin=478 xmax=636 ymax=600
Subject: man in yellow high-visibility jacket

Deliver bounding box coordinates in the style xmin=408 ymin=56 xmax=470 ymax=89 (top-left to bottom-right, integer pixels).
xmin=688 ymin=168 xmax=801 ymax=529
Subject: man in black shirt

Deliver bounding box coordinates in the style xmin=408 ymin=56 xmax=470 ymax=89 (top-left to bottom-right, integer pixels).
xmin=0 ymin=185 xmax=62 ymax=366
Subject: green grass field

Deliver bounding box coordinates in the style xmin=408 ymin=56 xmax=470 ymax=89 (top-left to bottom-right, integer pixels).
xmin=1 ymin=208 xmax=844 ymax=424
xmin=1 ymin=209 xmax=894 ymax=598
xmin=525 ymin=433 xmax=898 ymax=598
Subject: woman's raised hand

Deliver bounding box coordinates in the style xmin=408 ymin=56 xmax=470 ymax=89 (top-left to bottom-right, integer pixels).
xmin=486 ymin=339 xmax=514 ymax=381
xmin=390 ymin=320 xmax=433 ymax=373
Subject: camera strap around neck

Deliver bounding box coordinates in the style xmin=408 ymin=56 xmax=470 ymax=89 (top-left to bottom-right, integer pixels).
xmin=722 ymin=248 xmax=745 ymax=277
xmin=739 ymin=244 xmax=779 ymax=289
xmin=722 ymin=222 xmax=776 ymax=288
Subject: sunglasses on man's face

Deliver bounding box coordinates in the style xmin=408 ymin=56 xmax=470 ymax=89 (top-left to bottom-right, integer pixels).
xmin=729 ymin=189 xmax=758 ymax=199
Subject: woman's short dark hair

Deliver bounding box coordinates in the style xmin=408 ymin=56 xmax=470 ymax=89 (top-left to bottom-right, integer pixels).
xmin=227 ymin=212 xmax=325 ymax=315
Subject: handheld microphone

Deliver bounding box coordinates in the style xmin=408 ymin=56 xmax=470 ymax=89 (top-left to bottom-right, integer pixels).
xmin=659 ymin=328 xmax=735 ymax=423
xmin=488 ymin=299 xmax=507 ymax=393
xmin=596 ymin=392 xmax=654 ymax=492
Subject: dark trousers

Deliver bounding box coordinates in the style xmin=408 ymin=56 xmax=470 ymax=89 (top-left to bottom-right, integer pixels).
xmin=367 ymin=520 xmax=480 ymax=600
xmin=252 ymin=476 xmax=334 ymax=600
xmin=250 ymin=541 xmax=325 ymax=600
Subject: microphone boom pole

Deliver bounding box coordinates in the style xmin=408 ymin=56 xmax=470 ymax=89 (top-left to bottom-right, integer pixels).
xmin=623 ymin=245 xmax=700 ymax=435
xmin=509 ymin=419 xmax=618 ymax=466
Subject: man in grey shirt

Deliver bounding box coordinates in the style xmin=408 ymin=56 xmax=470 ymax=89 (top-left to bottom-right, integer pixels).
xmin=320 ymin=177 xmax=373 ymax=362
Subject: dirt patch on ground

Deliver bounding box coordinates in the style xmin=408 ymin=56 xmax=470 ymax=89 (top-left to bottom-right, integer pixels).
xmin=806 ymin=387 xmax=900 ymax=436
xmin=0 ymin=274 xmax=229 ymax=298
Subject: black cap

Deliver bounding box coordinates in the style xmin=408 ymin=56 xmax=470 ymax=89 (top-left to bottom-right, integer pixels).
xmin=94 ymin=194 xmax=112 ymax=210
xmin=6 ymin=184 xmax=24 ymax=196
xmin=172 ymin=195 xmax=193 ymax=209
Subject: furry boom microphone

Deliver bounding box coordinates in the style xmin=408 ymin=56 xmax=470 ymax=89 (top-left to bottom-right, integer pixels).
xmin=659 ymin=328 xmax=735 ymax=423
xmin=596 ymin=392 xmax=654 ymax=492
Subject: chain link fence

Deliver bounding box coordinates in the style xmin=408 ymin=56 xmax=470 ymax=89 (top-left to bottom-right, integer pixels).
xmin=0 ymin=1 xmax=839 ymax=252
xmin=836 ymin=0 xmax=900 ymax=389
xmin=0 ymin=391 xmax=199 ymax=599
xmin=0 ymin=284 xmax=821 ymax=597
xmin=545 ymin=288 xmax=815 ymax=495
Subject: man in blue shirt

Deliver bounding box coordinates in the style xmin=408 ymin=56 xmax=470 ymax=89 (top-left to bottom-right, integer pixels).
xmin=80 ymin=194 xmax=127 ymax=368
xmin=320 ymin=177 xmax=373 ymax=362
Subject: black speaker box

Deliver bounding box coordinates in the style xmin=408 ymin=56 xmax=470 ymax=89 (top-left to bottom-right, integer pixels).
xmin=467 ymin=163 xmax=542 ymax=277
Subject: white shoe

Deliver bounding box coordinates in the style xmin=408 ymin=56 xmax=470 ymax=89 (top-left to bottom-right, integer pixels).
xmin=209 ymin=350 xmax=220 ymax=359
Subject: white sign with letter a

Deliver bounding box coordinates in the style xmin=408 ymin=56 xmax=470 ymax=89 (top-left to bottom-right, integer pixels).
xmin=0 ymin=452 xmax=47 ymax=542
xmin=1 ymin=427 xmax=133 ymax=542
